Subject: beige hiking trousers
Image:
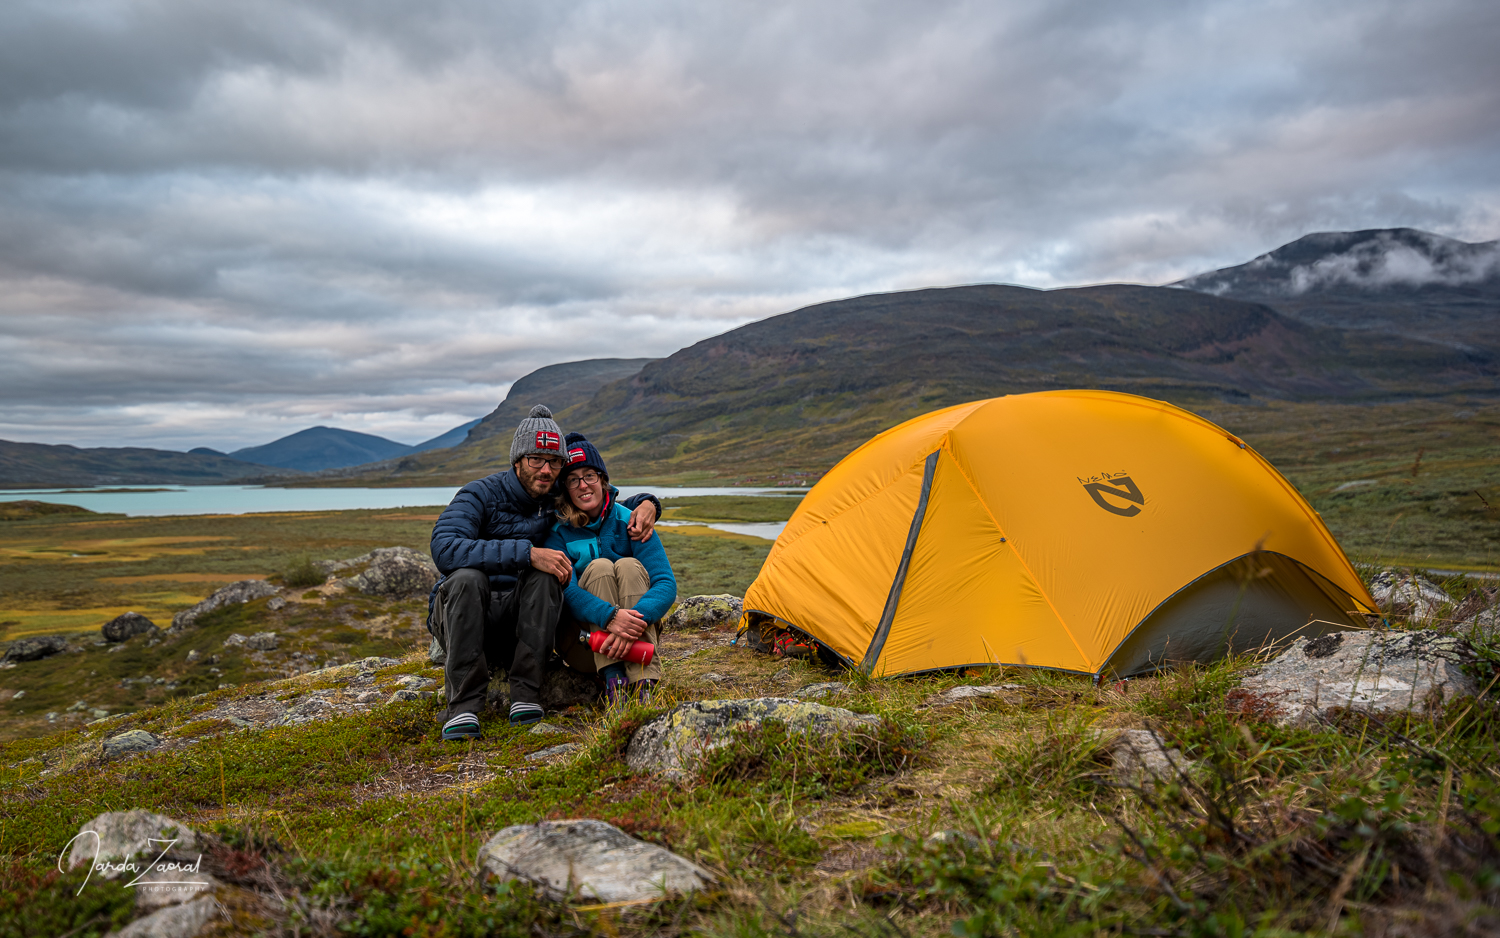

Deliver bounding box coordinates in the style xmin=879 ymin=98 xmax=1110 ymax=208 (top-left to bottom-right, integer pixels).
xmin=576 ymin=557 xmax=662 ymax=683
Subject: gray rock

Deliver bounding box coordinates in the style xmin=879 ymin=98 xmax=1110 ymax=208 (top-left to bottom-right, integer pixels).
xmin=109 ymin=895 xmax=216 ymax=938
xmin=701 ymin=672 xmax=733 ymax=684
xmin=386 ymin=689 xmax=434 ymax=704
xmin=103 ymin=730 xmax=161 ymax=760
xmin=528 ymin=722 xmax=571 ymax=736
xmin=67 ymin=810 xmax=199 ymax=876
xmin=526 ymin=743 xmax=580 ymax=761
xmin=428 ymin=636 xmax=446 ymax=665
xmin=1369 ymin=572 xmax=1452 ymax=624
xmin=626 ymin=698 xmax=882 ymax=780
xmin=1238 ymin=630 xmax=1481 ymax=725
xmin=278 ymin=697 xmax=335 ymax=725
xmin=541 ymin=666 xmax=599 ymax=711
xmin=354 ymin=656 xmax=400 ymax=670
xmin=356 ymin=691 xmax=382 ymax=703
xmin=662 ymin=594 xmax=743 ymax=631
xmin=1108 ymin=729 xmax=1193 ymax=786
xmin=925 ymin=830 xmax=981 ymax=849
xmin=103 ymin=612 xmax=159 ymax=643
xmin=243 ymin=631 xmax=278 ymax=651
xmin=184 ymin=650 xmax=200 ymax=663
xmin=922 ymin=684 xmax=1026 ymax=707
xmin=2 ymin=634 xmax=68 ymax=663
xmin=479 ymin=819 xmax=714 ymax=902
xmin=353 ymin=547 xmax=439 ymax=598
xmin=171 ymin=580 xmax=279 ymax=630
xmin=267 ymin=595 xmax=287 ymax=612
xmin=393 ymin=674 xmax=436 ymax=690
xmin=222 ymin=633 xmax=247 ymax=648
xmin=792 ymin=682 xmax=848 ymax=699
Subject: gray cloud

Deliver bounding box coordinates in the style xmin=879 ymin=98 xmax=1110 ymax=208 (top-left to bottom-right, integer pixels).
xmin=1 ymin=0 xmax=1497 ymax=449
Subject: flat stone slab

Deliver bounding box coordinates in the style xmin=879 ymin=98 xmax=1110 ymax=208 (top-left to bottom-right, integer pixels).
xmin=1107 ymin=729 xmax=1194 ymax=786
xmin=792 ymin=682 xmax=848 ymax=699
xmin=479 ymin=819 xmax=714 ymax=902
xmin=526 ymin=743 xmax=580 ymax=762
xmin=626 ymin=697 xmax=882 ymax=780
xmin=1237 ymin=630 xmax=1481 ymax=725
xmin=922 ymin=684 xmax=1025 ymax=707
xmin=111 ymin=894 xmax=216 ymax=938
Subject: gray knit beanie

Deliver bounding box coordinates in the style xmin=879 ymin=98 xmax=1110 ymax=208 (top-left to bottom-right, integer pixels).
xmin=509 ymin=405 xmax=564 ymax=464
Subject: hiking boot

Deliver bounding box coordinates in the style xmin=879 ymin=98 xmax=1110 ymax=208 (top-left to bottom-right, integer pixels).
xmin=772 ymin=631 xmax=815 ymax=658
xmin=441 ymin=712 xmax=481 ymax=741
xmin=602 ymin=664 xmax=629 ymax=707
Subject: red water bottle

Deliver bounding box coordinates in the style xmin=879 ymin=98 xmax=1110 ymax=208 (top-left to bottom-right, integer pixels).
xmin=586 ymin=630 xmax=655 ymax=666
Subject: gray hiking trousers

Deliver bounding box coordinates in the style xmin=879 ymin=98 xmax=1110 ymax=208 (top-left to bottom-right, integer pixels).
xmin=429 ymin=567 xmax=563 ymax=721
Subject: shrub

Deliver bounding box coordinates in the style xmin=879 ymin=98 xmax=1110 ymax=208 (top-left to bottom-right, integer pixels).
xmin=281 ymin=555 xmax=324 ymax=588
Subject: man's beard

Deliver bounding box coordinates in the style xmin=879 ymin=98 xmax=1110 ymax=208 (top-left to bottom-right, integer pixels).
xmin=514 ymin=463 xmax=557 ymax=499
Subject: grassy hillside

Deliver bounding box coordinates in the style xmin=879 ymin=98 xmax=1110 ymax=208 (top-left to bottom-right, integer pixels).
xmin=1 ymin=578 xmax=1496 ymax=935
xmin=0 ymin=439 xmax=285 ymax=487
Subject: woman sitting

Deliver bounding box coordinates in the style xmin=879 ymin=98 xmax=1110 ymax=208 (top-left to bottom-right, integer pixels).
xmin=546 ymin=433 xmax=676 ymax=703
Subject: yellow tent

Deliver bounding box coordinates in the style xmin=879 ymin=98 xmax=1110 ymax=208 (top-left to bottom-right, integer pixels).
xmin=742 ymin=390 xmax=1377 ymax=679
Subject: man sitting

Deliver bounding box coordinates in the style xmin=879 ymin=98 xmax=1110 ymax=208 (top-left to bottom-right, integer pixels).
xmin=428 ymin=405 xmax=659 ymax=739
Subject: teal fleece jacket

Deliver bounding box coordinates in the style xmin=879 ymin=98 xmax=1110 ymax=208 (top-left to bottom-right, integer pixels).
xmin=544 ymin=499 xmax=677 ymax=628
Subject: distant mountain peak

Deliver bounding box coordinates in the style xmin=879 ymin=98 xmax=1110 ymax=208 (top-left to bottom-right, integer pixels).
xmin=1176 ymin=227 xmax=1500 ymax=299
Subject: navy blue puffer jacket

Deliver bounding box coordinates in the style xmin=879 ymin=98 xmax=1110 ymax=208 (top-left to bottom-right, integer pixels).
xmin=429 ymin=468 xmax=658 ymax=595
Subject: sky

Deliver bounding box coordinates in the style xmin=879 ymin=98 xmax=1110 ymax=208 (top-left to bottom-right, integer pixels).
xmin=2 ymin=0 xmax=1497 ymax=452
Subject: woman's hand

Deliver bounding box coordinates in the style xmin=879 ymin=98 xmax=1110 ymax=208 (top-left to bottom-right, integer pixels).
xmin=600 ymin=607 xmax=648 ymax=658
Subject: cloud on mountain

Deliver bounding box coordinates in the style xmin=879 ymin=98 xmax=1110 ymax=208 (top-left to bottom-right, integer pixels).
xmin=2 ymin=0 xmax=1498 ymax=449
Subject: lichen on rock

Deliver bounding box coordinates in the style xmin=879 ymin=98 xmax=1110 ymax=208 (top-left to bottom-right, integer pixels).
xmin=625 ymin=697 xmax=881 ymax=780
xmin=171 ymin=580 xmax=279 ymax=631
xmin=478 ymin=818 xmax=714 ymax=902
xmin=662 ymin=594 xmax=743 ymax=631
xmin=1236 ymin=630 xmax=1482 ymax=725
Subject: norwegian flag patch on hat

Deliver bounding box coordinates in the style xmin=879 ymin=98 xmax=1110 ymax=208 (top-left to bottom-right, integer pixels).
xmin=535 ymin=430 xmax=561 ymax=451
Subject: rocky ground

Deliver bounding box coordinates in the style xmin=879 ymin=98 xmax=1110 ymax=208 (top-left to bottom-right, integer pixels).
xmin=3 ymin=567 xmax=1500 ymax=937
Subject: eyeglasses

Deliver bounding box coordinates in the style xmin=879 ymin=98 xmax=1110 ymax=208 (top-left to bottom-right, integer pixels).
xmin=565 ymin=470 xmax=601 ymax=489
xmin=523 ymin=456 xmax=563 ymax=470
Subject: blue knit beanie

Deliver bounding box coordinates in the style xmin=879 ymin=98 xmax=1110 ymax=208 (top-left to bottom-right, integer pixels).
xmin=561 ymin=432 xmax=607 ymax=483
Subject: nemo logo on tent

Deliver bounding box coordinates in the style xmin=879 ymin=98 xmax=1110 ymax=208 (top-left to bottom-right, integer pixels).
xmin=1080 ymin=474 xmax=1144 ymax=517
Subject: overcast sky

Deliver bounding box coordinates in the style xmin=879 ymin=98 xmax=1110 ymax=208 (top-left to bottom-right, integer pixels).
xmin=2 ymin=0 xmax=1497 ymax=451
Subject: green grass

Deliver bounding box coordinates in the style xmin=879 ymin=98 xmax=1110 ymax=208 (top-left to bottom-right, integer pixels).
xmin=4 ymin=631 xmax=1496 ymax=935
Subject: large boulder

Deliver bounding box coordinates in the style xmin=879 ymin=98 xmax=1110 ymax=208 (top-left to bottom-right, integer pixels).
xmin=68 ymin=810 xmax=216 ymax=925
xmin=626 ymin=697 xmax=882 ymax=780
xmin=102 ymin=730 xmax=161 ymax=760
xmin=319 ymin=547 xmax=438 ymax=597
xmin=67 ymin=809 xmax=200 ymax=877
xmin=1 ymin=634 xmax=68 ymax=663
xmin=1368 ymin=571 xmax=1452 ymax=624
xmin=662 ymin=595 xmax=743 ymax=631
xmin=479 ymin=819 xmax=714 ymax=902
xmin=102 ymin=612 xmax=159 ymax=643
xmin=171 ymin=580 xmax=279 ymax=630
xmin=1236 ymin=630 xmax=1482 ymax=725
xmin=109 ymin=896 xmax=217 ymax=937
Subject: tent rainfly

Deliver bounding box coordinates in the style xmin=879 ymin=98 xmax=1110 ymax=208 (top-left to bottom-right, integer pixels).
xmin=742 ymin=390 xmax=1377 ymax=679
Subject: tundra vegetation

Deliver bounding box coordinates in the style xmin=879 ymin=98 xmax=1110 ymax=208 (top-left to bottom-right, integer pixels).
xmin=0 ymin=494 xmax=1497 ymax=935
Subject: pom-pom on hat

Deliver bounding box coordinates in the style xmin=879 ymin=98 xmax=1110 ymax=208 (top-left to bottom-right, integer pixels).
xmin=510 ymin=405 xmax=565 ymax=464
xmin=561 ymin=432 xmax=607 ymax=483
